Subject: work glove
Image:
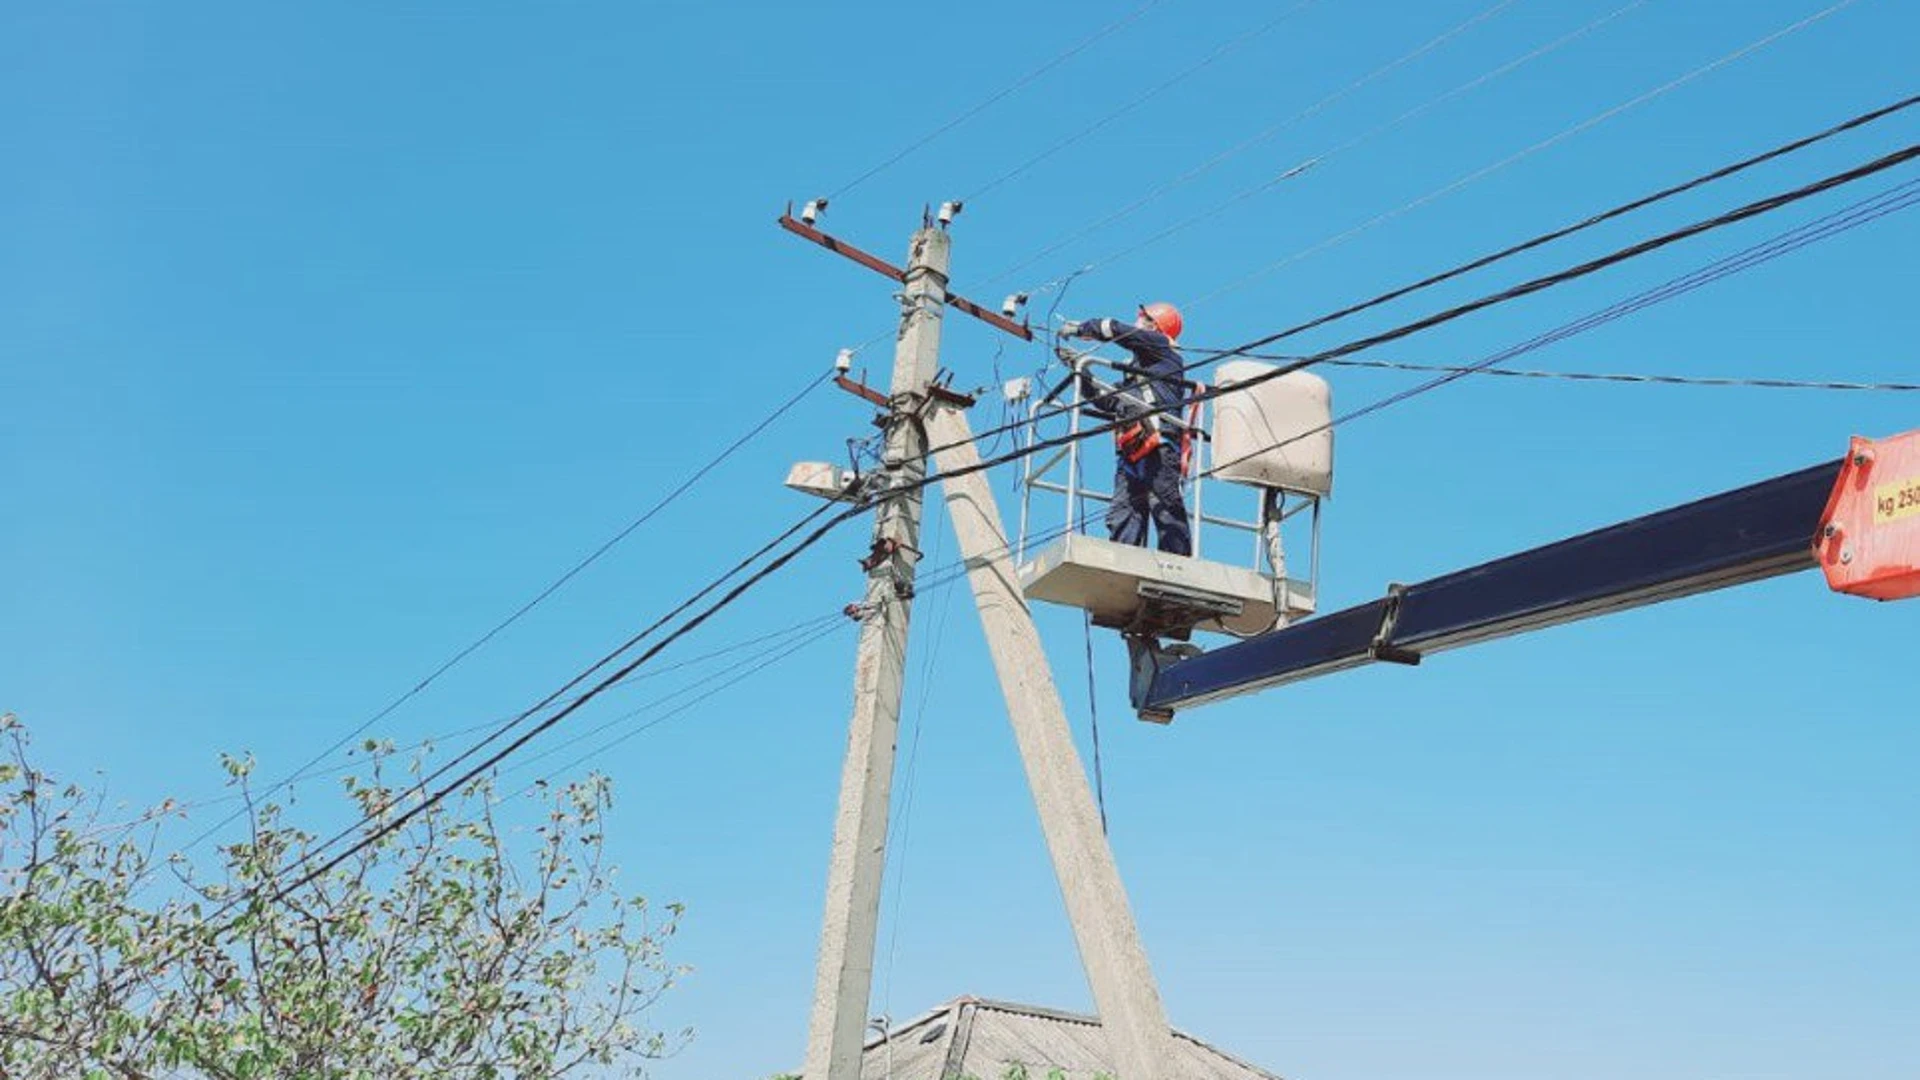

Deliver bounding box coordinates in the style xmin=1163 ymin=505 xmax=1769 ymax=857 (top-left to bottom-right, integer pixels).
xmin=1058 ymin=319 xmax=1084 ymax=338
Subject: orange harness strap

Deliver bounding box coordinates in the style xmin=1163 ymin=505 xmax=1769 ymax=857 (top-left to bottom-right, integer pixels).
xmin=1179 ymin=386 xmax=1204 ymax=474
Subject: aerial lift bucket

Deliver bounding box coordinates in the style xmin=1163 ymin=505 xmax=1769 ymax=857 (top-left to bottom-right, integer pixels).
xmin=1014 ymin=360 xmax=1334 ymax=642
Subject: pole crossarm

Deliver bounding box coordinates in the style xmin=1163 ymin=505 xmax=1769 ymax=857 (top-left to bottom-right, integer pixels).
xmin=779 ymin=210 xmax=1035 ymax=341
xmin=1140 ymin=458 xmax=1842 ymax=718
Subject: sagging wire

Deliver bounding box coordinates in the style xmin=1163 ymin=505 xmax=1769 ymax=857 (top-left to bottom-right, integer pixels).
xmin=1080 ymin=0 xmax=1653 ymax=285
xmin=1083 ymin=611 xmax=1109 ymax=836
xmin=1187 ymin=0 xmax=1866 ymax=307
xmin=895 ymin=142 xmax=1920 ymax=517
xmin=977 ymin=0 xmax=1532 ymax=288
xmin=961 ymin=0 xmax=1320 ymax=203
xmin=173 ymin=366 xmax=837 ymax=858
xmin=503 ymin=616 xmax=856 ymax=799
xmin=1196 ymin=176 xmax=1920 ymax=484
xmin=879 ymin=494 xmax=960 ymax=1023
xmin=916 ymin=94 xmax=1920 ymax=467
xmin=824 ymin=0 xmax=1168 ymax=201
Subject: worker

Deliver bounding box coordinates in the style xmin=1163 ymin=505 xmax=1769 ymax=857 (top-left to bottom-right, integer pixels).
xmin=1061 ymin=302 xmax=1193 ymax=557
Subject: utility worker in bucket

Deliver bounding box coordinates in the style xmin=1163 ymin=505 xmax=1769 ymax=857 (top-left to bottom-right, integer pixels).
xmin=1061 ymin=302 xmax=1194 ymax=557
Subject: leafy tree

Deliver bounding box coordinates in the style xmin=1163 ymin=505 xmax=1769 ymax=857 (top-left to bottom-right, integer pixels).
xmin=0 ymin=714 xmax=686 ymax=1079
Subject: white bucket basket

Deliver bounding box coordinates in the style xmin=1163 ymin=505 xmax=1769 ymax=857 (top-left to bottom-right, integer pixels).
xmin=1011 ymin=351 xmax=1333 ymax=638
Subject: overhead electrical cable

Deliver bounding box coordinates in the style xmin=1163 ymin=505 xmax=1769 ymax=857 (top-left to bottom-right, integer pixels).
xmin=1197 ymin=177 xmax=1920 ymax=482
xmin=1069 ymin=0 xmax=1653 ymax=281
xmin=261 ymin=499 xmax=866 ymax=902
xmin=498 ymin=613 xmax=851 ymax=779
xmin=904 ymin=143 xmax=1920 ymax=499
xmin=826 ymin=0 xmax=1168 ymax=200
xmin=914 ymin=181 xmax=1918 ymax=591
xmin=1183 ymin=90 xmax=1920 ymax=347
xmin=961 ymin=0 xmax=1320 ymax=202
xmin=117 ymin=172 xmax=1916 ymax=1013
xmin=880 ymin=501 xmax=960 ymax=1017
xmin=260 ymin=499 xmax=857 ymax=903
xmin=115 ymin=616 xmax=857 ymax=835
xmin=503 ymin=618 xmax=856 ymax=797
xmin=1188 ymin=0 xmax=1865 ymax=305
xmin=1278 ymin=0 xmax=1650 ymax=182
xmin=195 ymin=124 xmax=1916 ymax=927
xmin=928 ymin=92 xmax=1920 ymax=459
xmin=1082 ymin=612 xmax=1109 ymax=835
xmin=869 ymin=170 xmax=1915 ymax=628
xmin=893 ymin=177 xmax=1920 ymax=609
xmin=1306 ymin=356 xmax=1920 ymax=392
xmin=979 ymin=0 xmax=1531 ymax=286
xmin=177 ymin=368 xmax=834 ymax=856
xmin=114 ymin=503 xmax=868 ymax=1007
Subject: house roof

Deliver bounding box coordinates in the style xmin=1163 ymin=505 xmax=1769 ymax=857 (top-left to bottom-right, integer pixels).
xmin=844 ymin=996 xmax=1283 ymax=1080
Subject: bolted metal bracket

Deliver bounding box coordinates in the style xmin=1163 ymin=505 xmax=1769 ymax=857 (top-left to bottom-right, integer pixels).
xmin=858 ymin=536 xmax=921 ymax=574
xmin=1124 ymin=633 xmax=1202 ymax=724
xmin=1368 ymin=583 xmax=1423 ymax=666
xmin=1104 ymin=580 xmax=1246 ymax=643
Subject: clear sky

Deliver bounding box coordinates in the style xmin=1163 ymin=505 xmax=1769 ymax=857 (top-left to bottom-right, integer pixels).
xmin=4 ymin=2 xmax=1917 ymax=1078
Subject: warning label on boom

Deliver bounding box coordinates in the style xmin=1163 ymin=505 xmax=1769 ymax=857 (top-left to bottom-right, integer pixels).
xmin=1874 ymin=477 xmax=1920 ymax=523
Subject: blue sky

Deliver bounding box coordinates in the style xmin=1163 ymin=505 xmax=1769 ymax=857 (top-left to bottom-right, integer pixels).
xmin=3 ymin=1 xmax=1917 ymax=1078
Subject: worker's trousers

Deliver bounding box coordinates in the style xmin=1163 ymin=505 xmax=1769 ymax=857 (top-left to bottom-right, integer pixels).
xmin=1108 ymin=443 xmax=1192 ymax=556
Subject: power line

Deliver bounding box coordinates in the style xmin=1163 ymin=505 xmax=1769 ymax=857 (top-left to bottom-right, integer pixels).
xmin=177 ymin=368 xmax=833 ymax=856
xmin=116 ymin=172 xmax=1914 ymax=1013
xmin=880 ymin=497 xmax=959 ymax=1018
xmin=1199 ymin=176 xmax=1920 ymax=482
xmin=826 ymin=0 xmax=1169 ymax=201
xmin=503 ymin=618 xmax=855 ymax=798
xmin=112 ymin=506 xmax=866 ymax=1010
xmin=202 ymin=116 xmax=1917 ymax=941
xmin=933 ymin=92 xmax=1920 ymax=460
xmin=904 ymin=187 xmax=1920 ymax=641
xmin=1185 ymin=90 xmax=1920 ymax=348
xmin=961 ymin=0 xmax=1319 ymax=202
xmin=499 ymin=612 xmax=850 ymax=779
xmin=907 ymin=142 xmax=1920 ymax=500
xmin=1278 ymin=0 xmax=1650 ymax=182
xmin=1082 ymin=612 xmax=1108 ymax=835
xmin=122 ymin=617 xmax=857 ymax=833
xmin=932 ymin=176 xmax=1919 ymax=582
xmin=1189 ymin=0 xmax=1865 ymax=306
xmin=1070 ymin=0 xmax=1652 ymax=283
xmin=979 ymin=0 xmax=1529 ymax=287
xmin=262 ymin=499 xmax=855 ymax=903
xmin=1314 ymin=356 xmax=1920 ymax=393
xmin=926 ymin=185 xmax=1916 ymax=580
xmin=265 ymin=501 xmax=866 ymax=902
xmin=271 ymin=157 xmax=1918 ymax=909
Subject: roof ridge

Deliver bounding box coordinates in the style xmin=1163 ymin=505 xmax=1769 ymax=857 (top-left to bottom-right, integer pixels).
xmin=967 ymin=997 xmax=1102 ymax=1028
xmin=861 ymin=997 xmax=968 ymax=1052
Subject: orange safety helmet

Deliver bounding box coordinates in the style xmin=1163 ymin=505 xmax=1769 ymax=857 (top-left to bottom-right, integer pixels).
xmin=1137 ymin=301 xmax=1184 ymax=341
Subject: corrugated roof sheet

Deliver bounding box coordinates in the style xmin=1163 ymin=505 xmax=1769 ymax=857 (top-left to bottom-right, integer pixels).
xmin=835 ymin=996 xmax=1282 ymax=1080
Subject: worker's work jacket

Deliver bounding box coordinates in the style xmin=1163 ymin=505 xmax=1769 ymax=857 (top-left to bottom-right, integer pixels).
xmin=1073 ymin=318 xmax=1189 ymax=427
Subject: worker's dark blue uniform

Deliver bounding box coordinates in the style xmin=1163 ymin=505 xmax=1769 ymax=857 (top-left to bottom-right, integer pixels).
xmin=1073 ymin=317 xmax=1193 ymax=557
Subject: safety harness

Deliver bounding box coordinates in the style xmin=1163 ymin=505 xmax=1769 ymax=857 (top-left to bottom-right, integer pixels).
xmin=1113 ymin=383 xmax=1204 ymax=471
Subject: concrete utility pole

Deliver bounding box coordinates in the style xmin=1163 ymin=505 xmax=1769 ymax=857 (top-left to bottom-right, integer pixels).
xmin=925 ymin=402 xmax=1177 ymax=1080
xmin=785 ymin=209 xmax=1169 ymax=1079
xmin=801 ymin=226 xmax=949 ymax=1080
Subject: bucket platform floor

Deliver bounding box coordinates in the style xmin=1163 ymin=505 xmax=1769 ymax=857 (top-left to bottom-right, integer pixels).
xmin=1017 ymin=534 xmax=1314 ymax=637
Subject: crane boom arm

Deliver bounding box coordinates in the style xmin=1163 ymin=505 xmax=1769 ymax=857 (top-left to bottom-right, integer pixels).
xmin=1136 ymin=458 xmax=1842 ymax=719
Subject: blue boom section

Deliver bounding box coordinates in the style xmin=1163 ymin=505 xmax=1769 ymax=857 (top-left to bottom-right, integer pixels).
xmin=1137 ymin=460 xmax=1841 ymax=718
